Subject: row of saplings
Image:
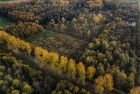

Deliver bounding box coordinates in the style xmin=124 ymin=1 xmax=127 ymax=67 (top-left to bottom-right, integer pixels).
xmin=0 ymin=31 xmax=138 ymax=94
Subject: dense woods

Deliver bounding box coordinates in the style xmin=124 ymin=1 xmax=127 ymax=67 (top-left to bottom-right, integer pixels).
xmin=0 ymin=0 xmax=140 ymax=94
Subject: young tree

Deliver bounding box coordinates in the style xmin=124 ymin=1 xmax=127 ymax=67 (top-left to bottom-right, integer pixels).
xmin=67 ymin=59 xmax=76 ymax=79
xmin=11 ymin=90 xmax=20 ymax=94
xmin=86 ymin=66 xmax=96 ymax=81
xmin=59 ymin=56 xmax=68 ymax=75
xmin=96 ymin=63 xmax=104 ymax=76
xmin=129 ymin=87 xmax=140 ymax=94
xmin=104 ymin=74 xmax=113 ymax=91
xmin=22 ymin=84 xmax=33 ymax=94
xmin=95 ymin=74 xmax=113 ymax=93
xmin=76 ymin=62 xmax=86 ymax=84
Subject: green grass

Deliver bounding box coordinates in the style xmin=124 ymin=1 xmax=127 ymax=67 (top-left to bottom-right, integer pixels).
xmin=0 ymin=16 xmax=13 ymax=27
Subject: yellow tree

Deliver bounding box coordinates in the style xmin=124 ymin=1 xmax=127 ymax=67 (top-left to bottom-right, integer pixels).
xmin=35 ymin=47 xmax=43 ymax=57
xmin=48 ymin=52 xmax=59 ymax=64
xmin=93 ymin=13 xmax=103 ymax=25
xmin=95 ymin=75 xmax=105 ymax=94
xmin=34 ymin=47 xmax=50 ymax=67
xmin=59 ymin=56 xmax=68 ymax=75
xmin=104 ymin=74 xmax=113 ymax=91
xmin=77 ymin=62 xmax=86 ymax=84
xmin=34 ymin=47 xmax=45 ymax=66
xmin=67 ymin=59 xmax=76 ymax=79
xmin=86 ymin=66 xmax=96 ymax=81
xmin=95 ymin=74 xmax=113 ymax=93
xmin=129 ymin=87 xmax=140 ymax=94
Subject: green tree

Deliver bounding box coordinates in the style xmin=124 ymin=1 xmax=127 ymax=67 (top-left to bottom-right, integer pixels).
xmin=22 ymin=84 xmax=33 ymax=94
xmin=11 ymin=90 xmax=20 ymax=94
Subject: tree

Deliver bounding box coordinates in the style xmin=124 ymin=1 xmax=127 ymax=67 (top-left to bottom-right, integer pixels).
xmin=67 ymin=59 xmax=76 ymax=79
xmin=73 ymin=86 xmax=80 ymax=93
xmin=22 ymin=84 xmax=33 ymax=94
xmin=113 ymin=69 xmax=127 ymax=90
xmin=125 ymin=73 xmax=135 ymax=92
xmin=88 ymin=43 xmax=94 ymax=50
xmin=104 ymin=74 xmax=113 ymax=91
xmin=101 ymin=40 xmax=109 ymax=50
xmin=95 ymin=75 xmax=105 ymax=94
xmin=11 ymin=90 xmax=20 ymax=94
xmin=76 ymin=62 xmax=86 ymax=84
xmin=64 ymin=90 xmax=71 ymax=94
xmin=0 ymin=31 xmax=32 ymax=55
xmin=93 ymin=15 xmax=100 ymax=25
xmin=95 ymin=85 xmax=104 ymax=94
xmin=95 ymin=74 xmax=113 ymax=93
xmin=87 ymin=0 xmax=103 ymax=9
xmin=6 ymin=22 xmax=44 ymax=39
xmin=86 ymin=66 xmax=96 ymax=81
xmin=48 ymin=52 xmax=59 ymax=64
xmin=13 ymin=79 xmax=21 ymax=87
xmin=60 ymin=23 xmax=66 ymax=32
xmin=59 ymin=56 xmax=68 ymax=75
xmin=129 ymin=87 xmax=140 ymax=94
xmin=96 ymin=63 xmax=104 ymax=76
xmin=85 ymin=56 xmax=94 ymax=65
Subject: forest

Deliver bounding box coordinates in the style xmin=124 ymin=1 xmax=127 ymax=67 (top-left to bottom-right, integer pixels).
xmin=0 ymin=0 xmax=140 ymax=94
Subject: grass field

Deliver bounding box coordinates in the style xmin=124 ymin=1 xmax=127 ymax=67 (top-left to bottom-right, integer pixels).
xmin=0 ymin=16 xmax=13 ymax=27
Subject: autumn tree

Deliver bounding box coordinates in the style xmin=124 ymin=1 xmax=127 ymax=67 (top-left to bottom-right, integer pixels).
xmin=67 ymin=59 xmax=76 ymax=79
xmin=86 ymin=66 xmax=96 ymax=81
xmin=93 ymin=14 xmax=103 ymax=25
xmin=76 ymin=62 xmax=86 ymax=84
xmin=95 ymin=74 xmax=113 ymax=93
xmin=87 ymin=0 xmax=103 ymax=9
xmin=59 ymin=56 xmax=68 ymax=75
xmin=129 ymin=87 xmax=140 ymax=94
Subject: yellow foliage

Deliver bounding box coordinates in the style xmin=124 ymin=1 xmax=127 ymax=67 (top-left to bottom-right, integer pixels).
xmin=48 ymin=52 xmax=59 ymax=64
xmin=129 ymin=87 xmax=140 ymax=94
xmin=104 ymin=74 xmax=113 ymax=91
xmin=87 ymin=0 xmax=103 ymax=9
xmin=0 ymin=31 xmax=32 ymax=54
xmin=95 ymin=85 xmax=104 ymax=94
xmin=59 ymin=56 xmax=68 ymax=73
xmin=95 ymin=74 xmax=113 ymax=93
xmin=77 ymin=62 xmax=86 ymax=83
xmin=93 ymin=13 xmax=103 ymax=24
xmin=67 ymin=59 xmax=76 ymax=79
xmin=86 ymin=66 xmax=96 ymax=81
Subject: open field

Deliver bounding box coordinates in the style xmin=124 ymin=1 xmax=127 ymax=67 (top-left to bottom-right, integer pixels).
xmin=0 ymin=16 xmax=13 ymax=27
